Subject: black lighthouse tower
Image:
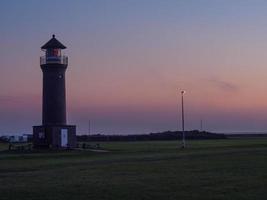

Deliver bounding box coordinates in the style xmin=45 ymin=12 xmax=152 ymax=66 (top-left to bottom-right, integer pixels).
xmin=33 ymin=35 xmax=76 ymax=148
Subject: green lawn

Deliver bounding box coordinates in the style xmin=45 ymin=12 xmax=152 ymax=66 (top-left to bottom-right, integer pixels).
xmin=0 ymin=139 xmax=267 ymax=200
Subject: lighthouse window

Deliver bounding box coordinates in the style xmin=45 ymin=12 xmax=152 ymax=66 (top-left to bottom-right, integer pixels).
xmin=38 ymin=132 xmax=45 ymax=139
xmin=46 ymin=49 xmax=61 ymax=57
xmin=53 ymin=49 xmax=60 ymax=56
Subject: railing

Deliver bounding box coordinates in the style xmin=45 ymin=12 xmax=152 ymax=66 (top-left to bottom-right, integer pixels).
xmin=40 ymin=55 xmax=68 ymax=65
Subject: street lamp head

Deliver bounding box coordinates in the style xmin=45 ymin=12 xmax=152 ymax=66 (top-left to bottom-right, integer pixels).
xmin=181 ymin=90 xmax=186 ymax=94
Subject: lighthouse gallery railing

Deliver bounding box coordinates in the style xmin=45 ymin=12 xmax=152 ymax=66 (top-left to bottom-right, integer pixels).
xmin=40 ymin=55 xmax=68 ymax=65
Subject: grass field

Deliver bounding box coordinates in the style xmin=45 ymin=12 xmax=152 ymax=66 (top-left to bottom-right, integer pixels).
xmin=1 ymin=139 xmax=267 ymax=200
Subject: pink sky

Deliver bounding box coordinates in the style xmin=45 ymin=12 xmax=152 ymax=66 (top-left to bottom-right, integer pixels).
xmin=1 ymin=1 xmax=267 ymax=134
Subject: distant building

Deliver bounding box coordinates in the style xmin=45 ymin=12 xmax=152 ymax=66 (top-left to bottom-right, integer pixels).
xmin=1 ymin=134 xmax=31 ymax=143
xmin=33 ymin=35 xmax=76 ymax=149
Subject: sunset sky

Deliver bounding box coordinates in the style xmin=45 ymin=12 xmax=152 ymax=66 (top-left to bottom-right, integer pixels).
xmin=1 ymin=0 xmax=267 ymax=135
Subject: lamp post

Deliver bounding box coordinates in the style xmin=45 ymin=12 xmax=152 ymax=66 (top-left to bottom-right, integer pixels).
xmin=181 ymin=90 xmax=186 ymax=148
xmin=88 ymin=120 xmax=91 ymax=135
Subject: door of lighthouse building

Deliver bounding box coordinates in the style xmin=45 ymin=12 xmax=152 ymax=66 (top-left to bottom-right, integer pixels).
xmin=61 ymin=129 xmax=68 ymax=147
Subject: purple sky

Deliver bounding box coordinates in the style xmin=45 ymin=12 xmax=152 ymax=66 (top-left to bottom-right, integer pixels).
xmin=2 ymin=0 xmax=267 ymax=135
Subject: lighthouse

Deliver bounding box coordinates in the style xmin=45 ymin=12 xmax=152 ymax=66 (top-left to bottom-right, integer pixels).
xmin=33 ymin=35 xmax=76 ymax=148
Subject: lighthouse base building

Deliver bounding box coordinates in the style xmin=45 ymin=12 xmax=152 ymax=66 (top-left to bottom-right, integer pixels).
xmin=33 ymin=35 xmax=76 ymax=149
xmin=33 ymin=125 xmax=76 ymax=148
